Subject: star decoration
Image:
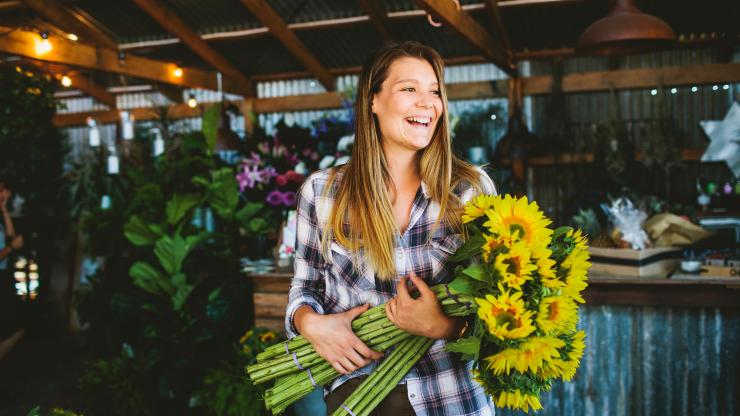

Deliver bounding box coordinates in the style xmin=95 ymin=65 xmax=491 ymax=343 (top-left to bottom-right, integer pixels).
xmin=700 ymin=101 xmax=740 ymax=178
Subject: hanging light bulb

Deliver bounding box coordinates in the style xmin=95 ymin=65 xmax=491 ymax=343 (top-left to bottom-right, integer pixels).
xmin=107 ymin=147 xmax=119 ymax=175
xmin=152 ymin=128 xmax=164 ymax=156
xmin=61 ymin=75 xmax=72 ymax=87
xmin=66 ymin=33 xmax=78 ymax=41
xmin=120 ymin=111 xmax=134 ymax=140
xmin=86 ymin=117 xmax=101 ymax=147
xmin=187 ymin=94 xmax=198 ymax=108
xmin=173 ymin=66 xmax=183 ymax=78
xmin=35 ymin=31 xmax=52 ymax=55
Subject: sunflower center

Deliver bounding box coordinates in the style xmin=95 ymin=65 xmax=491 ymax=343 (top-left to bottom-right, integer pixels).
xmin=548 ymin=302 xmax=560 ymax=320
xmin=507 ymin=221 xmax=529 ymax=240
xmin=495 ymin=312 xmax=517 ymax=329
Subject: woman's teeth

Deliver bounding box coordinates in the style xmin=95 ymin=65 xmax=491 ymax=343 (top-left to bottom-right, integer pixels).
xmin=405 ymin=116 xmax=431 ymax=126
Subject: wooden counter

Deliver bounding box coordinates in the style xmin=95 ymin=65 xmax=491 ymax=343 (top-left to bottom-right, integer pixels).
xmin=247 ymin=272 xmax=740 ymax=332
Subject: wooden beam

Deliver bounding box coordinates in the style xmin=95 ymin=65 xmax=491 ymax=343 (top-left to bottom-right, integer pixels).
xmin=413 ymin=0 xmax=516 ymax=77
xmin=153 ymin=83 xmax=183 ymax=104
xmin=53 ymin=102 xmax=203 ymax=126
xmin=239 ymin=0 xmax=335 ymax=91
xmin=483 ymin=0 xmax=513 ymax=58
xmin=357 ymin=0 xmax=393 ymax=42
xmin=62 ymin=73 xmax=116 ymax=108
xmin=522 ymin=62 xmax=740 ymax=95
xmin=0 ymin=26 xmax=252 ymax=95
xmin=52 ymin=63 xmax=740 ymax=127
xmin=131 ymin=0 xmax=253 ymax=97
xmin=118 ymin=1 xmax=584 ymax=51
xmin=19 ymin=0 xmax=117 ymax=49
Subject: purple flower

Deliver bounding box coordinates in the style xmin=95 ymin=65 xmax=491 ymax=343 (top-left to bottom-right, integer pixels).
xmin=283 ymin=191 xmax=296 ymax=206
xmin=236 ymin=165 xmax=265 ymax=191
xmin=266 ymin=190 xmax=284 ymax=206
xmin=242 ymin=152 xmax=261 ymax=167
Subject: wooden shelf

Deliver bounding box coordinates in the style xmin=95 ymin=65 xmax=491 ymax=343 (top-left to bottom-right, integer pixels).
xmin=499 ymin=148 xmax=704 ymax=167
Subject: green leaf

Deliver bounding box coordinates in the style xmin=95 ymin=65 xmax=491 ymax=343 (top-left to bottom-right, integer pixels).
xmin=208 ymin=287 xmax=221 ymax=302
xmin=202 ymin=103 xmax=221 ymax=154
xmin=445 ymin=336 xmax=480 ymax=359
xmin=124 ymin=215 xmax=162 ymax=246
xmin=461 ymin=264 xmax=487 ymax=281
xmin=154 ymin=234 xmax=190 ymax=275
xmin=185 ymin=231 xmax=210 ymax=248
xmin=552 ymin=226 xmax=573 ymax=240
xmin=26 ymin=406 xmax=41 ymax=416
xmin=166 ymin=193 xmax=200 ymax=225
xmin=172 ymin=284 xmax=194 ymax=311
xmin=448 ymin=275 xmax=481 ymax=296
xmin=130 ymin=261 xmax=175 ymax=295
xmin=235 ymin=202 xmax=264 ymax=222
xmin=208 ymin=168 xmax=239 ymax=219
xmin=247 ymin=217 xmax=269 ymax=235
xmin=448 ymin=234 xmax=486 ymax=262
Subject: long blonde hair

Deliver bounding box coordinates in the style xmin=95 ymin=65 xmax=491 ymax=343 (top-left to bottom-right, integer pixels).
xmin=325 ymin=41 xmax=484 ymax=279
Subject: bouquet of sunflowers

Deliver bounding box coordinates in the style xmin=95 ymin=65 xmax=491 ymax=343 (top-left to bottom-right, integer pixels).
xmin=247 ymin=194 xmax=589 ymax=414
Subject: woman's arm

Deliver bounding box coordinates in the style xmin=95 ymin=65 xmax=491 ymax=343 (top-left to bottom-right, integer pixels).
xmin=286 ymin=176 xmax=383 ymax=375
xmin=1 ymin=192 xmax=15 ymax=238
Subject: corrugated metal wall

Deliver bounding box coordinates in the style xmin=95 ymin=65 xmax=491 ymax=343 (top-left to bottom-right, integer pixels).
xmin=500 ymin=306 xmax=740 ymax=416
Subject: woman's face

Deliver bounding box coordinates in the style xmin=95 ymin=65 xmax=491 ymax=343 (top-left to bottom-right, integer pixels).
xmin=371 ymin=57 xmax=443 ymax=153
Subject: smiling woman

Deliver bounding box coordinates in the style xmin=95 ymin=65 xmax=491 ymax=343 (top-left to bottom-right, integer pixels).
xmin=287 ymin=41 xmax=497 ymax=415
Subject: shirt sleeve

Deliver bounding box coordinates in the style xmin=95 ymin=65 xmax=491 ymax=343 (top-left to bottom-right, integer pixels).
xmin=285 ymin=174 xmax=327 ymax=338
xmin=477 ymin=166 xmax=498 ymax=196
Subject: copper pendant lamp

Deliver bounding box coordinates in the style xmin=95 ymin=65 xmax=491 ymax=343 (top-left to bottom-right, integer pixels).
xmin=577 ymin=0 xmax=676 ymax=55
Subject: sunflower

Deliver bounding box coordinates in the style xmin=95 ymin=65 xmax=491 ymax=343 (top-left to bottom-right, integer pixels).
xmin=239 ymin=329 xmax=254 ymax=344
xmin=483 ymin=195 xmax=553 ymax=250
xmin=560 ymin=234 xmax=591 ymax=303
xmin=493 ymin=242 xmax=538 ymax=290
xmin=558 ymin=330 xmax=586 ymax=381
xmin=462 ymin=194 xmax=497 ymax=224
xmin=259 ymin=331 xmax=277 ymax=343
xmin=475 ymin=285 xmax=536 ymax=340
xmin=536 ymin=255 xmax=562 ymax=288
xmin=485 ymin=336 xmax=565 ymax=375
xmin=536 ymin=296 xmax=577 ymax=334
xmin=495 ymin=390 xmax=543 ymax=412
xmin=481 ymin=233 xmax=510 ymax=263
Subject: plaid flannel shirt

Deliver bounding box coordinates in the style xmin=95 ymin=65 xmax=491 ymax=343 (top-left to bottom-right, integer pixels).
xmin=286 ymin=166 xmax=497 ymax=416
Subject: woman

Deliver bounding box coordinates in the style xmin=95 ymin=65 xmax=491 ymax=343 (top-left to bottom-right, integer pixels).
xmin=286 ymin=41 xmax=497 ymax=415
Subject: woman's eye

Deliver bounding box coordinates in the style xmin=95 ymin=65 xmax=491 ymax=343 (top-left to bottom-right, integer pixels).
xmin=402 ymin=87 xmax=416 ymax=92
xmin=431 ymin=90 xmax=441 ymax=96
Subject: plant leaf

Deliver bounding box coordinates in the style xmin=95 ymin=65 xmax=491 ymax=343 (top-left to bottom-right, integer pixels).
xmin=448 ymin=275 xmax=481 ymax=296
xmin=124 ymin=215 xmax=162 ymax=246
xmin=166 ymin=193 xmax=200 ymax=225
xmin=208 ymin=168 xmax=239 ymax=219
xmin=445 ymin=336 xmax=480 ymax=359
xmin=130 ymin=261 xmax=175 ymax=295
xmin=448 ymin=234 xmax=485 ymax=262
xmin=552 ymin=226 xmax=572 ymax=240
xmin=154 ymin=234 xmax=190 ymax=275
xmin=461 ymin=264 xmax=487 ymax=281
xmin=235 ymin=202 xmax=264 ymax=222
xmin=201 ymin=103 xmax=220 ymax=154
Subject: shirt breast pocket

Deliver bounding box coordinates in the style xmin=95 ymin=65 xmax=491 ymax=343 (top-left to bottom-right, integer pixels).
xmin=326 ymin=241 xmax=376 ymax=297
xmin=428 ymin=233 xmax=463 ymax=285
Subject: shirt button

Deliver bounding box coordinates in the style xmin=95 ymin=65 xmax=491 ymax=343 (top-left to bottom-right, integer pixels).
xmin=410 ymin=394 xmax=416 ymax=399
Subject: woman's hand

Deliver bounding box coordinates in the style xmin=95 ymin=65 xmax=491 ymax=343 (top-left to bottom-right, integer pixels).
xmin=386 ymin=274 xmax=457 ymax=339
xmin=294 ymin=304 xmax=384 ymax=375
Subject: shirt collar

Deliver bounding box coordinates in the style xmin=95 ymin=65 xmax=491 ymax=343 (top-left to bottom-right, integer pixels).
xmin=420 ymin=180 xmax=431 ymax=199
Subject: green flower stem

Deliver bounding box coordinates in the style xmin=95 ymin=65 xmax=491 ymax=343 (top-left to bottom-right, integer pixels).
xmin=356 ymin=337 xmax=434 ymax=416
xmin=331 ymin=336 xmax=423 ymax=416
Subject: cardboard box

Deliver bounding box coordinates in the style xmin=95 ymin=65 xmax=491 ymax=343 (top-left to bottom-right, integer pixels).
xmin=589 ymin=247 xmax=682 ymax=277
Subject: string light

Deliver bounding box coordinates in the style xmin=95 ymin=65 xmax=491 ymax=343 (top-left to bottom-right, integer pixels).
xmin=712 ymin=85 xmax=719 ymax=91
xmin=66 ymin=33 xmax=78 ymax=41
xmin=490 ymin=114 xmax=497 ymax=120
xmin=61 ymin=75 xmax=72 ymax=87
xmin=691 ymin=86 xmax=698 ymax=93
xmin=173 ymin=66 xmax=183 ymax=78
xmin=722 ymin=84 xmax=730 ymax=90
xmin=650 ymin=89 xmax=658 ymax=95
xmin=670 ymin=87 xmax=678 ymax=94
xmin=34 ymin=31 xmax=52 ymax=55
xmin=187 ymin=94 xmax=198 ymax=108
